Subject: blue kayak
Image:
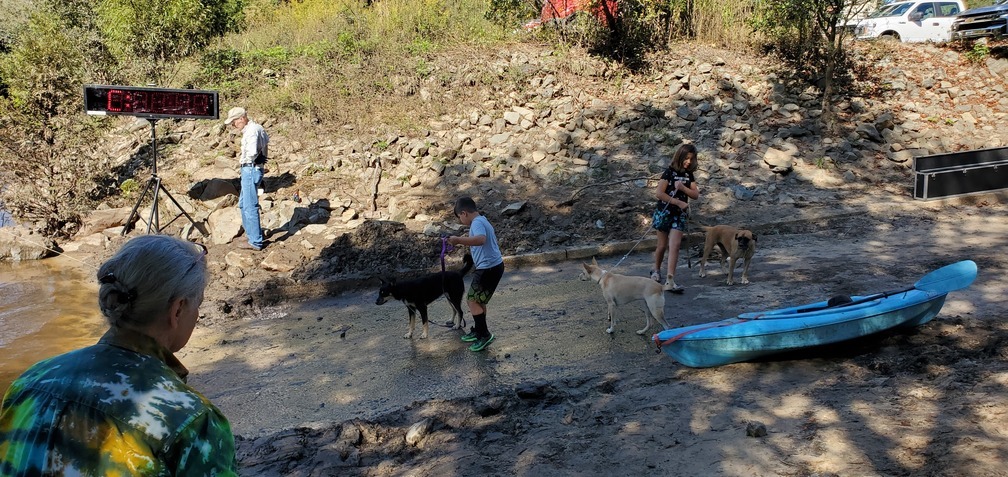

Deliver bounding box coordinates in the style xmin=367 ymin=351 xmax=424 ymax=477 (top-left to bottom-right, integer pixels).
xmin=653 ymin=260 xmax=978 ymax=368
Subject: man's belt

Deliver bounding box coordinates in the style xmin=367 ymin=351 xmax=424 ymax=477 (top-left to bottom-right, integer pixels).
xmin=241 ymin=153 xmax=267 ymax=168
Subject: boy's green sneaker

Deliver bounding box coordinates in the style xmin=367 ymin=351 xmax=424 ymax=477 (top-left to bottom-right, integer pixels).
xmin=468 ymin=334 xmax=495 ymax=352
xmin=460 ymin=330 xmax=479 ymax=342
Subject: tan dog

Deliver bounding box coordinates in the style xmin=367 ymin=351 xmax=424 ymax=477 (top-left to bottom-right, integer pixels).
xmin=699 ymin=225 xmax=757 ymax=285
xmin=580 ymin=258 xmax=669 ymax=335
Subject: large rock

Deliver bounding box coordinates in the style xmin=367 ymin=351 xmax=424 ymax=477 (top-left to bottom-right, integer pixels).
xmin=856 ymin=123 xmax=883 ymax=142
xmin=762 ymin=145 xmax=797 ymax=174
xmin=76 ymin=207 xmax=133 ymax=237
xmin=987 ymin=57 xmax=1008 ymax=79
xmin=501 ymin=201 xmax=526 ymax=216
xmin=208 ymin=207 xmax=243 ymax=245
xmin=0 ymin=226 xmax=55 ymax=261
xmin=260 ymin=249 xmax=299 ymax=273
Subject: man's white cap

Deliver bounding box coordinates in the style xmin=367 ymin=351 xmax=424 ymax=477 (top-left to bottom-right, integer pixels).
xmin=224 ymin=107 xmax=246 ymax=125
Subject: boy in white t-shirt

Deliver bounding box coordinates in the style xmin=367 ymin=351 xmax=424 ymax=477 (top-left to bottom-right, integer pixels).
xmin=447 ymin=197 xmax=504 ymax=352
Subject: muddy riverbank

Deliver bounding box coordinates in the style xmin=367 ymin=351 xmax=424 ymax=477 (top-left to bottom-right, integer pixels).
xmin=178 ymin=198 xmax=1008 ymax=476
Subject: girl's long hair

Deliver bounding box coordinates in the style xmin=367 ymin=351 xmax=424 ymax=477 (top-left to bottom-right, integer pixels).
xmin=670 ymin=144 xmax=698 ymax=173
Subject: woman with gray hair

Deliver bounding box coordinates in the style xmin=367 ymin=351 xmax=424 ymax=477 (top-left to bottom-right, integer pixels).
xmin=0 ymin=235 xmax=238 ymax=476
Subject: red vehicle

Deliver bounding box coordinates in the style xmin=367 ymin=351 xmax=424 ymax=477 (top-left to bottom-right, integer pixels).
xmin=524 ymin=0 xmax=620 ymax=30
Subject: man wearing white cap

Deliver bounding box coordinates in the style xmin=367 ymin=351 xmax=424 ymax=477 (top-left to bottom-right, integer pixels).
xmin=224 ymin=106 xmax=268 ymax=251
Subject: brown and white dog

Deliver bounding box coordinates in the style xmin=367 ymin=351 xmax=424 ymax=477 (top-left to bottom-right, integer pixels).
xmin=699 ymin=225 xmax=757 ymax=285
xmin=580 ymin=258 xmax=668 ymax=335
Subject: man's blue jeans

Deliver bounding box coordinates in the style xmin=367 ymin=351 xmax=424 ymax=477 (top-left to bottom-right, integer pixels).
xmin=239 ymin=165 xmax=264 ymax=249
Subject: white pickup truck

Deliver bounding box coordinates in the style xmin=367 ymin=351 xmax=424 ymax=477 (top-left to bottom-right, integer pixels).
xmin=856 ymin=0 xmax=965 ymax=42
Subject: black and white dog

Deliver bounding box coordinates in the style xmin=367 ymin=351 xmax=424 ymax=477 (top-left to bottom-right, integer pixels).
xmin=375 ymin=253 xmax=474 ymax=339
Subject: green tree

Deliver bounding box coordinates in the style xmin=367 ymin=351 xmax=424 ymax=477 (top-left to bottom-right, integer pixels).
xmin=0 ymin=9 xmax=110 ymax=236
xmin=751 ymin=0 xmax=863 ymax=132
xmin=98 ymin=0 xmax=243 ymax=84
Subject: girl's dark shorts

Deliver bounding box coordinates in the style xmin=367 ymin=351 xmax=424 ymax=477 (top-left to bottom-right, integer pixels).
xmin=652 ymin=208 xmax=688 ymax=233
xmin=468 ymin=262 xmax=504 ymax=305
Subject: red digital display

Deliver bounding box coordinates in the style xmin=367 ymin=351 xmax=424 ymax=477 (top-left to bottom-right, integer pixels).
xmin=84 ymin=85 xmax=219 ymax=120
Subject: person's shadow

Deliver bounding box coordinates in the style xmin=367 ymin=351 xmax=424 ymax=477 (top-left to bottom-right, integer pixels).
xmin=260 ymin=171 xmax=296 ymax=194
xmin=186 ymin=171 xmax=296 ymax=200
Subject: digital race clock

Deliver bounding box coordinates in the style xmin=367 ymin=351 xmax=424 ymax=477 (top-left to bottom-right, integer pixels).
xmin=83 ymin=85 xmax=219 ymax=120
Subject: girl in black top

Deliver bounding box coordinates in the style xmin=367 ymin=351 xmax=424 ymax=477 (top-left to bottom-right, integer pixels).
xmin=650 ymin=143 xmax=700 ymax=293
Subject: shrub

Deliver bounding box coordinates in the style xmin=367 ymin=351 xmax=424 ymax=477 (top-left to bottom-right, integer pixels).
xmin=486 ymin=0 xmax=539 ymax=27
xmin=198 ymin=48 xmax=243 ymax=85
xmin=119 ymin=178 xmax=140 ymax=197
xmin=0 ymin=10 xmax=114 ymax=237
xmin=964 ymin=40 xmax=989 ymax=65
xmin=98 ymin=0 xmax=243 ymax=83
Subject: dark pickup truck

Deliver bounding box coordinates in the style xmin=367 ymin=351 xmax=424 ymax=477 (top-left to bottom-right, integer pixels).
xmin=951 ymin=0 xmax=1008 ymax=40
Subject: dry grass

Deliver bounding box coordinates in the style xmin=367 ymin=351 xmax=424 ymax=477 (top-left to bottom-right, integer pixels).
xmin=689 ymin=0 xmax=760 ymax=47
xmin=200 ymin=0 xmax=514 ymax=136
xmin=187 ymin=0 xmax=768 ymax=136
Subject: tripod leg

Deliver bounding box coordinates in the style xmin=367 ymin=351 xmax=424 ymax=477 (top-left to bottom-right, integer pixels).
xmin=122 ymin=177 xmax=158 ymax=236
xmin=158 ymin=183 xmax=209 ymax=237
xmin=146 ymin=176 xmax=164 ymax=234
xmin=123 ymin=119 xmax=208 ymax=238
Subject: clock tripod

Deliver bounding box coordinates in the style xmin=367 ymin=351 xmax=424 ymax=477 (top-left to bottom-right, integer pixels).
xmin=122 ymin=118 xmax=208 ymax=237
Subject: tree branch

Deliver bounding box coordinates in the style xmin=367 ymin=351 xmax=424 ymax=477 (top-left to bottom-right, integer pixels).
xmin=560 ymin=175 xmax=655 ymax=206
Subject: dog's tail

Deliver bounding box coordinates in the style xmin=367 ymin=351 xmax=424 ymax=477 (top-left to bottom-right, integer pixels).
xmin=458 ymin=253 xmax=474 ymax=276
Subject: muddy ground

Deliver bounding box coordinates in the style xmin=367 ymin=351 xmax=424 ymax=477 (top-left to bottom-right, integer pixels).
xmin=179 ymin=193 xmax=1008 ymax=476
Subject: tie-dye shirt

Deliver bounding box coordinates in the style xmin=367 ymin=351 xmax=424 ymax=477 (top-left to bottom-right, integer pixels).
xmin=0 ymin=327 xmax=237 ymax=476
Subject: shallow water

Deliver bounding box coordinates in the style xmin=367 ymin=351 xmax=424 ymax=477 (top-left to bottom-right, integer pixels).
xmin=0 ymin=257 xmax=106 ymax=392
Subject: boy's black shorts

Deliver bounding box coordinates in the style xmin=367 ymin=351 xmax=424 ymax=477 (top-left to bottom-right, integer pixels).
xmin=468 ymin=263 xmax=504 ymax=305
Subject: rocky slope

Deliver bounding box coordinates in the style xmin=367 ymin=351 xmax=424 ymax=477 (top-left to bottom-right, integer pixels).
xmin=4 ymin=41 xmax=1005 ymax=321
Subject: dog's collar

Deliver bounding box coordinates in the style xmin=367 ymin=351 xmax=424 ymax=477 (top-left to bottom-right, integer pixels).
xmin=597 ymin=269 xmax=607 ymax=284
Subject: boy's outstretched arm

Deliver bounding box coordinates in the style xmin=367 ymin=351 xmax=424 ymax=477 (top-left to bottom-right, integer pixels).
xmin=448 ymin=234 xmax=486 ymax=246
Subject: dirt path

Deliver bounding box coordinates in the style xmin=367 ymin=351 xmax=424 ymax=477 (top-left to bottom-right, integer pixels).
xmin=179 ymin=198 xmax=1008 ymax=476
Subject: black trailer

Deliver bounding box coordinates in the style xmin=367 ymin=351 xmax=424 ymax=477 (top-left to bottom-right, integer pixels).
xmin=913 ymin=146 xmax=1008 ymax=200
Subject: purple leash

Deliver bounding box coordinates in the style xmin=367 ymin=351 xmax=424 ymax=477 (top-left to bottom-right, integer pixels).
xmin=439 ymin=236 xmax=464 ymax=329
xmin=440 ymin=236 xmax=454 ymax=272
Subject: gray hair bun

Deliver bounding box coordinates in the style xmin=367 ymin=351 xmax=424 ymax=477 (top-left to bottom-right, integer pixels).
xmin=98 ymin=272 xmax=137 ymax=322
